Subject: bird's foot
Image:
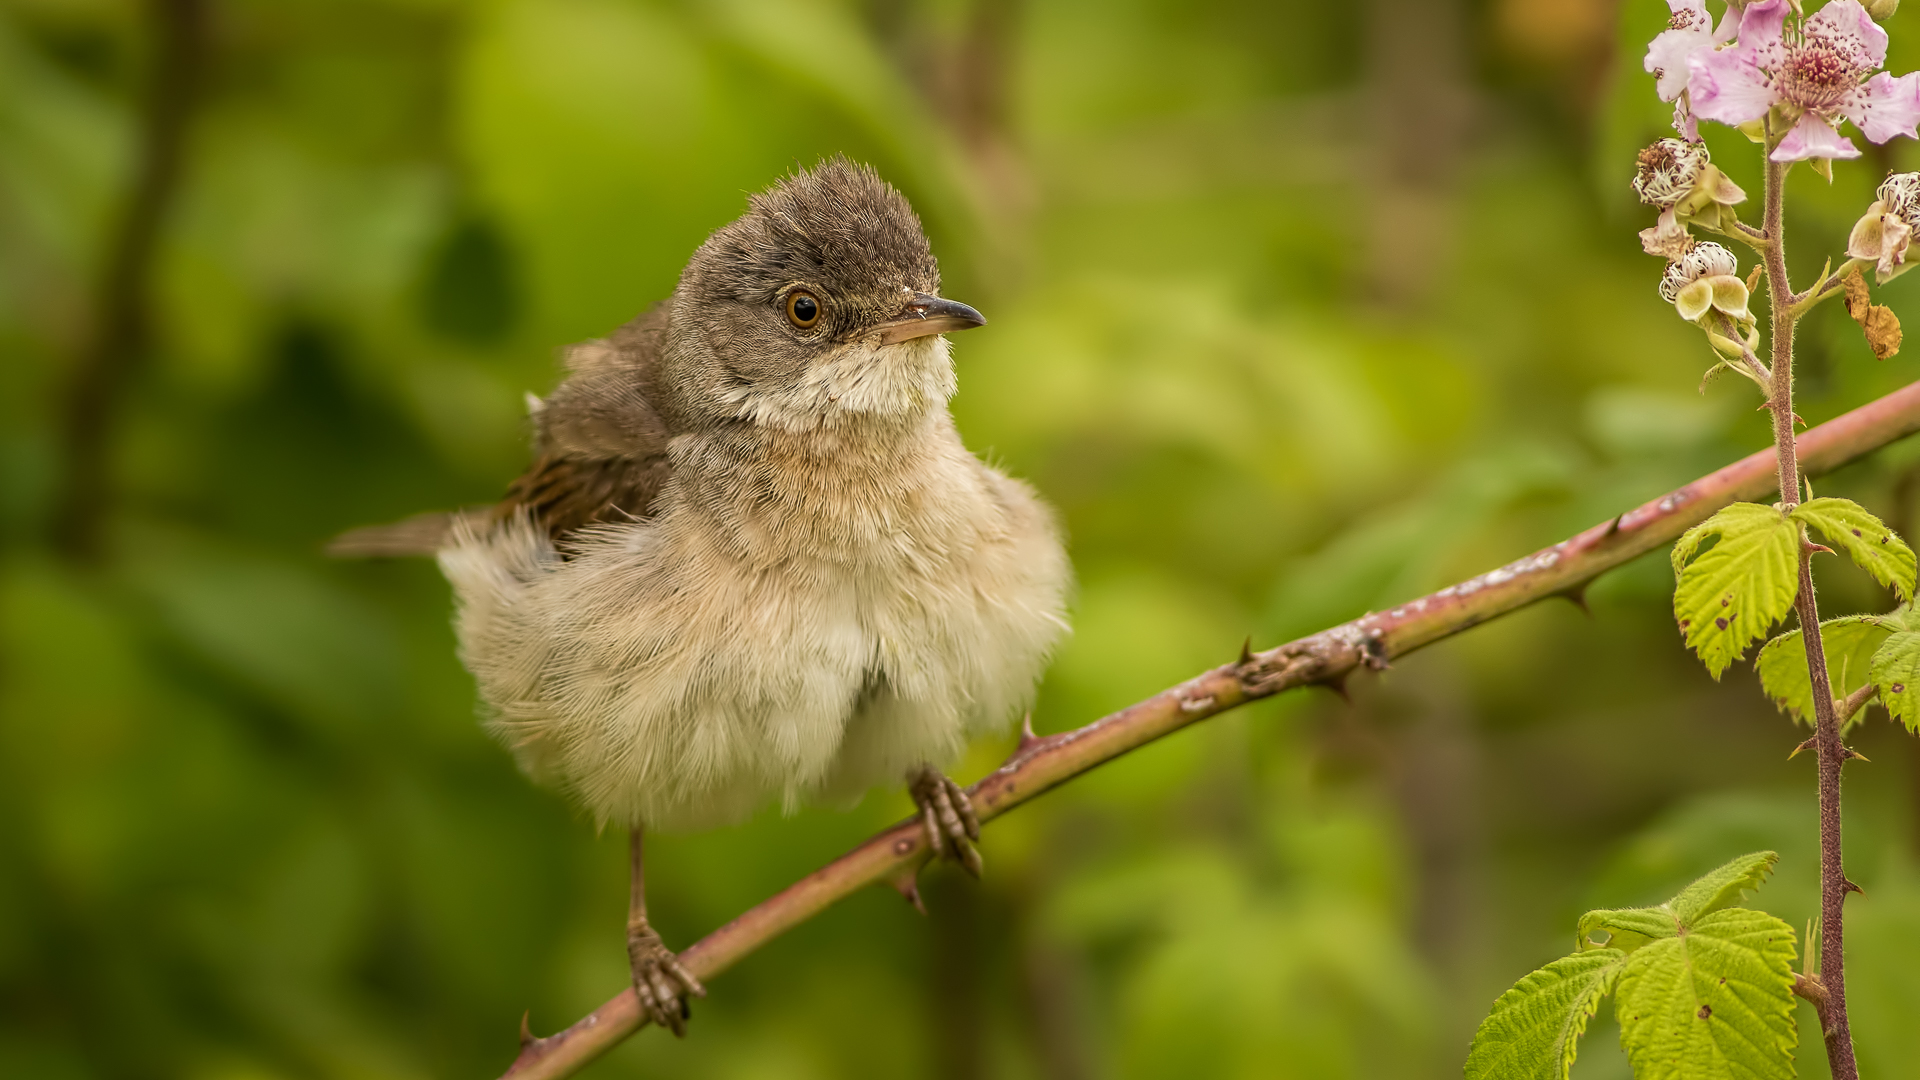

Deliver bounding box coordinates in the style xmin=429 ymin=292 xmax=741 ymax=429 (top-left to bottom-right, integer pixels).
xmin=627 ymin=922 xmax=705 ymax=1037
xmin=909 ymin=765 xmax=983 ymax=877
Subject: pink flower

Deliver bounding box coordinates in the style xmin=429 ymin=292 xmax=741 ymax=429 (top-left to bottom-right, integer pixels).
xmin=1645 ymin=0 xmax=1738 ymax=139
xmin=1689 ymin=0 xmax=1920 ymax=161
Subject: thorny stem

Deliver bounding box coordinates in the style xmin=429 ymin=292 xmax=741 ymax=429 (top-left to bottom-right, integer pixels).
xmin=496 ymin=381 xmax=1920 ymax=1080
xmin=1762 ymin=154 xmax=1860 ymax=1080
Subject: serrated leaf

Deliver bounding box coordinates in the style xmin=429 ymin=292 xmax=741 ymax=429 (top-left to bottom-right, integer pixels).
xmin=1871 ymin=601 xmax=1920 ymax=633
xmin=1669 ymin=851 xmax=1778 ymax=925
xmin=1465 ymin=950 xmax=1627 ymax=1080
xmin=1754 ymin=617 xmax=1887 ymax=727
xmin=1577 ymin=907 xmax=1680 ymax=952
xmin=1791 ymin=497 xmax=1916 ymax=601
xmin=1577 ymin=853 xmax=1778 ymax=956
xmin=1615 ymin=908 xmax=1798 ymax=1080
xmin=1672 ymin=503 xmax=1801 ymax=679
xmin=1870 ymin=629 xmax=1920 ymax=733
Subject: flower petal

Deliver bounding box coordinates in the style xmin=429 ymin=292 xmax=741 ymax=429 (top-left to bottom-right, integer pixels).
xmin=1772 ymin=112 xmax=1862 ymax=161
xmin=1641 ymin=208 xmax=1694 ymax=259
xmin=1849 ymin=202 xmax=1891 ymax=260
xmin=1736 ymin=0 xmax=1790 ymax=49
xmin=1675 ymin=278 xmax=1716 ymax=321
xmin=1674 ymin=96 xmax=1701 ymax=141
xmin=1712 ymin=2 xmax=1738 ymax=43
xmin=1805 ymin=0 xmax=1887 ymax=71
xmin=1689 ymin=44 xmax=1777 ymax=126
xmin=1702 ymin=163 xmax=1746 ymax=205
xmin=1647 ymin=26 xmax=1716 ymax=101
xmin=1878 ymin=215 xmax=1913 ymax=283
xmin=1708 ymin=275 xmax=1751 ymax=320
xmin=1850 ymin=71 xmax=1920 ymax=145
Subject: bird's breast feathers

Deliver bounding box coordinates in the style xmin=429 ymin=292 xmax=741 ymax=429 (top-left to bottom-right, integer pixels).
xmin=438 ymin=431 xmax=1070 ymax=831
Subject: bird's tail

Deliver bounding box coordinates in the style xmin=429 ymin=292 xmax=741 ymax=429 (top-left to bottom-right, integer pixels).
xmin=326 ymin=510 xmax=471 ymax=558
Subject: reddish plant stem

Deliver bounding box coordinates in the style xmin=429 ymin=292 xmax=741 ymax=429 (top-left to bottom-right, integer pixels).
xmin=496 ymin=379 xmax=1920 ymax=1080
xmin=1761 ymin=154 xmax=1858 ymax=1080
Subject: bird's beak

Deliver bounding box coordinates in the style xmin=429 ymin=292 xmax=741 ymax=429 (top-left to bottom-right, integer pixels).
xmin=873 ymin=292 xmax=986 ymax=345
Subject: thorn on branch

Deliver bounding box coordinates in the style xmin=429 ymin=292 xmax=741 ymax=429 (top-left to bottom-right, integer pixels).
xmin=520 ymin=1012 xmax=537 ymax=1051
xmin=1844 ymin=745 xmax=1871 ymax=763
xmin=1558 ymin=584 xmax=1591 ymax=615
xmin=1790 ymin=736 xmax=1817 ymax=759
xmin=1016 ymin=712 xmax=1039 ymax=752
xmin=1806 ymin=542 xmax=1837 ymax=556
xmin=1238 ymin=635 xmax=1254 ymax=666
xmin=1320 ymin=672 xmax=1352 ymax=704
xmin=889 ymin=867 xmax=927 ymax=914
xmin=1844 ymin=878 xmax=1865 ymax=897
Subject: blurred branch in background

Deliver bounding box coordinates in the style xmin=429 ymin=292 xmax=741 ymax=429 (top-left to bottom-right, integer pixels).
xmin=1363 ymin=0 xmax=1469 ymax=312
xmin=51 ymin=0 xmax=207 ymax=561
xmin=502 ymin=379 xmax=1920 ymax=1080
xmin=866 ymin=0 xmax=1034 ymax=293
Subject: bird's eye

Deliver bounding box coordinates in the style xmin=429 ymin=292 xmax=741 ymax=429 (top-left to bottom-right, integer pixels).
xmin=786 ymin=291 xmax=821 ymax=329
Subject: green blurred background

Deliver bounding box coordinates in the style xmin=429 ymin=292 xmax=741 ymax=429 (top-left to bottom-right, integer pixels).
xmin=7 ymin=0 xmax=1920 ymax=1076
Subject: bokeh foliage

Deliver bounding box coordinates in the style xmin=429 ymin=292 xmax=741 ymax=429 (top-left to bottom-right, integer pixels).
xmin=4 ymin=0 xmax=1920 ymax=1077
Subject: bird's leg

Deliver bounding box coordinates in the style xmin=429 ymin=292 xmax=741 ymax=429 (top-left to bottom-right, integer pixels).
xmin=626 ymin=827 xmax=705 ymax=1036
xmin=908 ymin=765 xmax=983 ymax=877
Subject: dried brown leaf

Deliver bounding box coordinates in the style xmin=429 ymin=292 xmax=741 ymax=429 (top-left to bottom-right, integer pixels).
xmin=1843 ymin=266 xmax=1903 ymax=360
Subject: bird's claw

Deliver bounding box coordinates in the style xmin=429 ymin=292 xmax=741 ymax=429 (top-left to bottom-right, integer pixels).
xmin=627 ymin=923 xmax=705 ymax=1037
xmin=909 ymin=766 xmax=983 ymax=877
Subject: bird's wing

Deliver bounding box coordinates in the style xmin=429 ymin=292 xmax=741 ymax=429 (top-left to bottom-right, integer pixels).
xmin=328 ymin=306 xmax=677 ymax=557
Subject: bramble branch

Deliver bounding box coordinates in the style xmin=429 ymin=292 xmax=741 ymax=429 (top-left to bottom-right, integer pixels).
xmin=53 ymin=0 xmax=208 ymax=560
xmin=1758 ymin=146 xmax=1860 ymax=1080
xmin=502 ymin=379 xmax=1920 ymax=1080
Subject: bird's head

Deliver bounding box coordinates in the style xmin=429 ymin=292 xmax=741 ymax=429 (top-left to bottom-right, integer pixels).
xmin=663 ymin=158 xmax=984 ymax=430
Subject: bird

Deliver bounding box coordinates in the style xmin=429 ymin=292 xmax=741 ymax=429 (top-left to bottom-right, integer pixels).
xmin=332 ymin=158 xmax=1072 ymax=1035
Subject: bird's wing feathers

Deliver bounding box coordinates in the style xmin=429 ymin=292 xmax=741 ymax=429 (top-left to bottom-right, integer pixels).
xmin=329 ymin=306 xmax=677 ymax=557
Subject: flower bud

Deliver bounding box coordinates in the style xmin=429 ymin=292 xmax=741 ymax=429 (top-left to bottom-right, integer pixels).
xmin=1633 ymin=139 xmax=1747 ymax=257
xmin=1847 ymin=172 xmax=1920 ymax=282
xmin=1660 ymin=242 xmax=1752 ymax=325
xmin=1867 ymin=0 xmax=1899 ymax=21
xmin=1632 ymin=139 xmax=1709 ymax=208
xmin=1879 ymin=172 xmax=1920 ymax=224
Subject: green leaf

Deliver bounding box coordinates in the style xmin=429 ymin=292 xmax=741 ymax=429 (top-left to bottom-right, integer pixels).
xmin=1754 ymin=617 xmax=1888 ymax=727
xmin=1465 ymin=950 xmax=1627 ymax=1080
xmin=1791 ymin=497 xmax=1916 ymax=601
xmin=1672 ymin=503 xmax=1802 ymax=679
xmin=1870 ymin=628 xmax=1920 ymax=733
xmin=1615 ymin=908 xmax=1798 ymax=1080
xmin=1668 ymin=851 xmax=1778 ymax=925
xmin=1577 ymin=908 xmax=1680 ymax=952
xmin=1577 ymin=853 xmax=1779 ymax=953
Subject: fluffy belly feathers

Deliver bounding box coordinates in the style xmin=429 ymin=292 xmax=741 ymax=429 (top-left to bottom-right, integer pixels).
xmin=438 ymin=467 xmax=1069 ymax=831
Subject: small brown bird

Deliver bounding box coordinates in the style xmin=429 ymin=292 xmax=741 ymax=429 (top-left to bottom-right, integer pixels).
xmin=334 ymin=159 xmax=1071 ymax=1033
